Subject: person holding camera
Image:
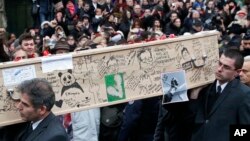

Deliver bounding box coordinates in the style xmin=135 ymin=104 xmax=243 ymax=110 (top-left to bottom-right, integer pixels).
xmin=183 ymin=9 xmax=202 ymax=30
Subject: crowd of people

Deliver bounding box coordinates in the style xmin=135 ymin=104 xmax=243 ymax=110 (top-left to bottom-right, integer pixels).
xmin=0 ymin=0 xmax=250 ymax=141
xmin=0 ymin=0 xmax=248 ymax=62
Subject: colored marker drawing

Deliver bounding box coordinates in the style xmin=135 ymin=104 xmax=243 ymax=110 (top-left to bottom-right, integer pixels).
xmin=105 ymin=73 xmax=126 ymax=102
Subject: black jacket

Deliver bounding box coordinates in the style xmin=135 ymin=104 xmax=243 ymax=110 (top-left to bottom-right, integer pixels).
xmin=191 ymin=79 xmax=250 ymax=141
xmin=19 ymin=112 xmax=69 ymax=141
xmin=118 ymin=97 xmax=160 ymax=141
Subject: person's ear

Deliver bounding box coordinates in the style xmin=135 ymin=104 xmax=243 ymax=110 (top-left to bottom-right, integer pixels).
xmin=235 ymin=69 xmax=242 ymax=77
xmin=39 ymin=105 xmax=47 ymax=115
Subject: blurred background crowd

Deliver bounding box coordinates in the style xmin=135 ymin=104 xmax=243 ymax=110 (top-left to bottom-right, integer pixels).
xmin=0 ymin=0 xmax=250 ymax=62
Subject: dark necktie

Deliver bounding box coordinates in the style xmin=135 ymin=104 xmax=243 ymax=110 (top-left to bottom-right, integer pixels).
xmin=207 ymin=85 xmax=221 ymax=113
xmin=27 ymin=123 xmax=33 ymax=135
xmin=217 ymin=85 xmax=222 ymax=95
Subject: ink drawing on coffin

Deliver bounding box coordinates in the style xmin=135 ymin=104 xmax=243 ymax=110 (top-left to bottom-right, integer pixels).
xmin=161 ymin=70 xmax=188 ymax=104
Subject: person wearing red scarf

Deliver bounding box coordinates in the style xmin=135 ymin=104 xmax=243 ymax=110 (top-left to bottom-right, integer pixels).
xmin=65 ymin=0 xmax=78 ymax=23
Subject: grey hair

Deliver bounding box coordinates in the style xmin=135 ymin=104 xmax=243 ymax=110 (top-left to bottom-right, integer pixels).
xmin=17 ymin=78 xmax=55 ymax=111
xmin=244 ymin=56 xmax=250 ymax=62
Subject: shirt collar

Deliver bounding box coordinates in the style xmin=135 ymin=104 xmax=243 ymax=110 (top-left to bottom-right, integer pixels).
xmin=31 ymin=119 xmax=43 ymax=130
xmin=216 ymin=80 xmax=228 ymax=93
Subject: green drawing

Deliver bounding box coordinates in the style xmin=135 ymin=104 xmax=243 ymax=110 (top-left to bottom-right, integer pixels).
xmin=105 ymin=73 xmax=126 ymax=102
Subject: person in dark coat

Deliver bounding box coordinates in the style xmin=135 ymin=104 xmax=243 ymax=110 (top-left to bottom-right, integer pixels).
xmin=240 ymin=30 xmax=250 ymax=57
xmin=77 ymin=3 xmax=95 ymax=21
xmin=154 ymin=49 xmax=250 ymax=141
xmin=153 ymin=101 xmax=194 ymax=141
xmin=183 ymin=9 xmax=201 ymax=30
xmin=91 ymin=8 xmax=104 ymax=33
xmin=70 ymin=20 xmax=85 ymax=40
xmin=103 ymin=0 xmax=114 ymax=14
xmin=165 ymin=18 xmax=185 ymax=36
xmin=188 ymin=19 xmax=204 ymax=34
xmin=37 ymin=0 xmax=53 ymax=23
xmin=16 ymin=78 xmax=69 ymax=141
xmin=141 ymin=9 xmax=154 ymax=31
xmin=65 ymin=0 xmax=78 ymax=28
xmin=0 ymin=28 xmax=10 ymax=62
xmin=118 ymin=97 xmax=160 ymax=141
xmin=55 ymin=11 xmax=69 ymax=36
xmin=190 ymin=49 xmax=250 ymax=141
xmin=119 ymin=9 xmax=133 ymax=40
xmin=203 ymin=0 xmax=216 ymax=21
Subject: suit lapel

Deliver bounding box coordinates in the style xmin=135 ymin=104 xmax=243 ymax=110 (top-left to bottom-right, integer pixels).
xmin=208 ymin=79 xmax=238 ymax=117
xmin=204 ymin=82 xmax=215 ymax=118
xmin=26 ymin=112 xmax=55 ymax=141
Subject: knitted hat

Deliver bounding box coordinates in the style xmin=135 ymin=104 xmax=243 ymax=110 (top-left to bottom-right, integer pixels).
xmin=54 ymin=38 xmax=70 ymax=51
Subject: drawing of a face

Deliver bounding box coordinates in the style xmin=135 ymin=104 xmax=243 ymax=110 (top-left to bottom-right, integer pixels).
xmin=138 ymin=49 xmax=153 ymax=69
xmin=62 ymin=74 xmax=75 ymax=86
xmin=60 ymin=72 xmax=75 ymax=86
xmin=141 ymin=51 xmax=153 ymax=64
xmin=107 ymin=56 xmax=118 ymax=73
xmin=181 ymin=48 xmax=191 ymax=61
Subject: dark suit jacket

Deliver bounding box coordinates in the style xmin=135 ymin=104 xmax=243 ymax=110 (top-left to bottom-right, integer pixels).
xmin=118 ymin=97 xmax=160 ymax=141
xmin=103 ymin=3 xmax=114 ymax=13
xmin=191 ymin=79 xmax=250 ymax=141
xmin=153 ymin=104 xmax=168 ymax=141
xmin=19 ymin=112 xmax=69 ymax=141
xmin=0 ymin=122 xmax=27 ymax=141
xmin=154 ymin=101 xmax=194 ymax=141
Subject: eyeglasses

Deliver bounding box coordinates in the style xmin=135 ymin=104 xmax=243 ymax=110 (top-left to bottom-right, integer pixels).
xmin=218 ymin=61 xmax=235 ymax=71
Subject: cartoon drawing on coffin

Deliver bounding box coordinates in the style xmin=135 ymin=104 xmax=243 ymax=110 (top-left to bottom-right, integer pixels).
xmin=55 ymin=69 xmax=84 ymax=108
